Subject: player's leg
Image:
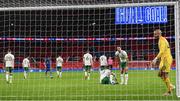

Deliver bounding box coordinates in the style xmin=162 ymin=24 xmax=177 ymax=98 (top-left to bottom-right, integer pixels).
xmin=49 ymin=68 xmax=53 ymax=79
xmin=84 ymin=66 xmax=88 ymax=80
xmin=24 ymin=67 xmax=28 ymax=79
xmin=110 ymin=73 xmax=118 ymax=85
xmin=5 ymin=67 xmax=9 ymax=83
xmin=87 ymin=66 xmax=91 ymax=80
xmin=100 ymin=66 xmax=104 ymax=71
xmin=101 ymin=77 xmax=110 ymax=84
xmin=161 ymin=72 xmax=172 ymax=96
xmin=120 ymin=62 xmax=125 ymax=85
xmin=120 ymin=68 xmax=124 ymax=85
xmin=24 ymin=68 xmax=26 ymax=79
xmin=159 ymin=59 xmax=174 ymax=96
xmin=124 ymin=65 xmax=128 ymax=85
xmin=56 ymin=67 xmax=60 ymax=77
xmin=59 ymin=66 xmax=62 ymax=77
xmin=9 ymin=67 xmax=13 ymax=84
xmin=165 ymin=59 xmax=175 ymax=91
xmin=57 ymin=66 xmax=62 ymax=78
xmin=45 ymin=68 xmax=48 ymax=76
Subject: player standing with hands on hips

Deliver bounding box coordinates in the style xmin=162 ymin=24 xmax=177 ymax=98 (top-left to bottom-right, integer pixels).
xmin=4 ymin=49 xmax=15 ymax=84
xmin=115 ymin=47 xmax=129 ymax=85
xmin=56 ymin=56 xmax=63 ymax=78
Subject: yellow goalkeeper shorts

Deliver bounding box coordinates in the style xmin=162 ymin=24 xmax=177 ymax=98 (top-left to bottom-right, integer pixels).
xmin=159 ymin=57 xmax=172 ymax=73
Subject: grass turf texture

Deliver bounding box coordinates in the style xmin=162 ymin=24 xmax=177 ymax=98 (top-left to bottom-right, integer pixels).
xmin=0 ymin=70 xmax=179 ymax=100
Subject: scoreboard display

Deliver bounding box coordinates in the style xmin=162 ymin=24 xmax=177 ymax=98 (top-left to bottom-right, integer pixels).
xmin=115 ymin=6 xmax=168 ymax=24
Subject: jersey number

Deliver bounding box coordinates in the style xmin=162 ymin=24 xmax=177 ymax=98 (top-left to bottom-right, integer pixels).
xmin=6 ymin=57 xmax=12 ymax=61
xmin=86 ymin=57 xmax=89 ymax=60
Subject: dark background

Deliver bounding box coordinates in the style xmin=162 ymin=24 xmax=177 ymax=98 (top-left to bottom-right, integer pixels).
xmin=0 ymin=4 xmax=176 ymax=63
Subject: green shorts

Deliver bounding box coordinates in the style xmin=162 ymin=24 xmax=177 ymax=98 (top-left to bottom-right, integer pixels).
xmin=100 ymin=66 xmax=107 ymax=70
xmin=24 ymin=67 xmax=29 ymax=71
xmin=120 ymin=62 xmax=127 ymax=69
xmin=56 ymin=66 xmax=62 ymax=71
xmin=6 ymin=67 xmax=13 ymax=73
xmin=84 ymin=65 xmax=91 ymax=71
xmin=101 ymin=77 xmax=110 ymax=84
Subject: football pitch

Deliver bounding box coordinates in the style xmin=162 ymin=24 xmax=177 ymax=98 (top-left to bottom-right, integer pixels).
xmin=0 ymin=70 xmax=179 ymax=100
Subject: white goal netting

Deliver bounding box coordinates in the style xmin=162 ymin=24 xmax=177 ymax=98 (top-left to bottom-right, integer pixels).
xmin=0 ymin=0 xmax=179 ymax=100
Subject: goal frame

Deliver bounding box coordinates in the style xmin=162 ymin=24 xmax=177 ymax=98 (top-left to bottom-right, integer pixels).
xmin=0 ymin=1 xmax=179 ymax=98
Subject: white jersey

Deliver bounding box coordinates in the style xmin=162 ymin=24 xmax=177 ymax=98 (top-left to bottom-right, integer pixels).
xmin=83 ymin=53 xmax=93 ymax=66
xmin=4 ymin=53 xmax=15 ymax=67
xmin=115 ymin=50 xmax=128 ymax=62
xmin=56 ymin=56 xmax=63 ymax=67
xmin=99 ymin=55 xmax=107 ymax=66
xmin=22 ymin=58 xmax=30 ymax=67
xmin=100 ymin=69 xmax=111 ymax=81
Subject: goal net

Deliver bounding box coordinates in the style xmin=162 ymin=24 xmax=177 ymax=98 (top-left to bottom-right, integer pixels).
xmin=0 ymin=0 xmax=179 ymax=100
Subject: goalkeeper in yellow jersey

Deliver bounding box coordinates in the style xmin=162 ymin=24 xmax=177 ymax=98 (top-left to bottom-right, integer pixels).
xmin=152 ymin=29 xmax=175 ymax=96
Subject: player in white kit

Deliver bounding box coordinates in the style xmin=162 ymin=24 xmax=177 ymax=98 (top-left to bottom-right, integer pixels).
xmin=83 ymin=51 xmax=93 ymax=80
xmin=100 ymin=68 xmax=118 ymax=84
xmin=56 ymin=56 xmax=63 ymax=78
xmin=99 ymin=54 xmax=108 ymax=70
xmin=22 ymin=56 xmax=30 ymax=79
xmin=115 ymin=47 xmax=129 ymax=85
xmin=4 ymin=50 xmax=15 ymax=84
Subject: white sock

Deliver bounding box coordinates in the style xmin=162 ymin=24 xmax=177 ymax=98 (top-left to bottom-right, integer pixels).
xmin=85 ymin=72 xmax=87 ymax=77
xmin=57 ymin=71 xmax=59 ymax=75
xmin=9 ymin=75 xmax=12 ymax=83
xmin=110 ymin=75 xmax=113 ymax=84
xmin=88 ymin=73 xmax=90 ymax=80
xmin=125 ymin=74 xmax=128 ymax=84
xmin=6 ymin=74 xmax=9 ymax=82
xmin=60 ymin=72 xmax=62 ymax=77
xmin=24 ymin=71 xmax=27 ymax=78
xmin=120 ymin=74 xmax=124 ymax=84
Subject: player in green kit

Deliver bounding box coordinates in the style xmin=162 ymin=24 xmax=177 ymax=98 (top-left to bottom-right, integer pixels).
xmin=22 ymin=56 xmax=30 ymax=79
xmin=56 ymin=56 xmax=63 ymax=78
xmin=4 ymin=49 xmax=15 ymax=84
xmin=83 ymin=50 xmax=93 ymax=80
xmin=100 ymin=68 xmax=118 ymax=85
xmin=99 ymin=54 xmax=108 ymax=71
xmin=115 ymin=47 xmax=129 ymax=85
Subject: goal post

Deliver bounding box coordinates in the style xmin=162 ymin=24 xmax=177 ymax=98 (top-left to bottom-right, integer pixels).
xmin=0 ymin=1 xmax=179 ymax=100
xmin=175 ymin=1 xmax=180 ymax=98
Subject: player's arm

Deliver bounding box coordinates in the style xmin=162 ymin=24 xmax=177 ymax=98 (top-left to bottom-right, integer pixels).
xmin=83 ymin=56 xmax=85 ymax=65
xmin=90 ymin=55 xmax=93 ymax=66
xmin=28 ymin=60 xmax=30 ymax=68
xmin=152 ymin=40 xmax=165 ymax=65
xmin=61 ymin=58 xmax=64 ymax=63
xmin=12 ymin=59 xmax=14 ymax=69
xmin=44 ymin=62 xmax=46 ymax=68
xmin=115 ymin=51 xmax=120 ymax=62
xmin=156 ymin=40 xmax=166 ymax=59
xmin=12 ymin=56 xmax=15 ymax=69
xmin=99 ymin=57 xmax=101 ymax=63
xmin=125 ymin=52 xmax=129 ymax=65
xmin=3 ymin=56 xmax=6 ymax=70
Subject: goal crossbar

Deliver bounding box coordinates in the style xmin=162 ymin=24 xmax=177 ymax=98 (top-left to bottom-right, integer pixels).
xmin=0 ymin=2 xmax=177 ymax=11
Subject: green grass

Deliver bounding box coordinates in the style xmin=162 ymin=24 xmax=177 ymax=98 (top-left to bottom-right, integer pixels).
xmin=0 ymin=70 xmax=179 ymax=100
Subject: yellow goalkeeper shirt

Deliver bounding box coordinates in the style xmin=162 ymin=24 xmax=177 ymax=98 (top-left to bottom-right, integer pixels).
xmin=157 ymin=36 xmax=172 ymax=60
